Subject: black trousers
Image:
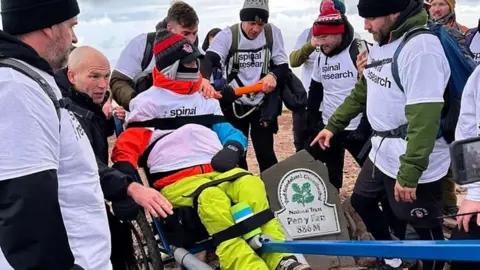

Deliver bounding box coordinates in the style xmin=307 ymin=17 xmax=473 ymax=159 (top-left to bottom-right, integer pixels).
xmin=292 ymin=108 xmax=308 ymax=152
xmin=304 ymin=128 xmax=370 ymax=189
xmin=450 ymin=215 xmax=480 ymax=269
xmin=223 ymin=103 xmax=278 ymax=173
xmin=106 ymin=205 xmax=136 ymax=270
xmin=351 ymin=159 xmax=445 ymax=270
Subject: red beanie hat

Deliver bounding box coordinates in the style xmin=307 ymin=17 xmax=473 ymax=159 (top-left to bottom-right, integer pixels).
xmin=312 ymin=0 xmax=345 ymax=36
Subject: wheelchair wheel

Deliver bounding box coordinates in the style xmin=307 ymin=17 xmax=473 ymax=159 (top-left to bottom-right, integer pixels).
xmin=129 ymin=211 xmax=164 ymax=270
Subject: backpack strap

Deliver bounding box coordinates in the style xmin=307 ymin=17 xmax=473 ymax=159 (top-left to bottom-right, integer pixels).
xmin=264 ymin=23 xmax=273 ymax=54
xmin=349 ymin=39 xmax=360 ymax=69
xmin=227 ymin=24 xmax=242 ymax=86
xmin=392 ymin=26 xmax=433 ymax=93
xmin=58 ymin=98 xmax=94 ymax=120
xmin=0 ymin=58 xmax=61 ymax=121
xmin=141 ymin=32 xmax=156 ymax=72
xmin=262 ymin=23 xmax=273 ymax=78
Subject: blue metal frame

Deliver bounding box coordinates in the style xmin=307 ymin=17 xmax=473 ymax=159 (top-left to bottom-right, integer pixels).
xmin=261 ymin=240 xmax=480 ymax=262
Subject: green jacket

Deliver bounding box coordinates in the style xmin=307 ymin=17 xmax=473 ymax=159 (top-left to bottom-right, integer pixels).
xmin=325 ymin=9 xmax=444 ymax=188
xmin=289 ymin=41 xmax=316 ymax=68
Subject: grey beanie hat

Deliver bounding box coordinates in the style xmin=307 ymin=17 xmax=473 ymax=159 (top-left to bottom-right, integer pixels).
xmin=240 ymin=0 xmax=269 ymax=23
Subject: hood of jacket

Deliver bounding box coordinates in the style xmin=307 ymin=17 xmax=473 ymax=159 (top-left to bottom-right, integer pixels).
xmin=381 ymin=0 xmax=427 ymax=46
xmin=0 ymin=30 xmax=54 ymax=75
xmin=322 ymin=14 xmax=356 ymax=57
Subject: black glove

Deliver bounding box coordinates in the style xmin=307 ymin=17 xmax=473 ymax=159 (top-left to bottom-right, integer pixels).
xmin=70 ymin=264 xmax=86 ymax=270
xmin=211 ymin=141 xmax=244 ymax=172
xmin=219 ymin=84 xmax=240 ymax=104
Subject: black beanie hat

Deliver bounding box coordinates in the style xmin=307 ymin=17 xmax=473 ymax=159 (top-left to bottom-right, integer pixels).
xmin=357 ymin=0 xmax=409 ymax=18
xmin=1 ymin=0 xmax=80 ymax=36
xmin=153 ymin=29 xmax=202 ymax=72
xmin=240 ymin=0 xmax=269 ymax=23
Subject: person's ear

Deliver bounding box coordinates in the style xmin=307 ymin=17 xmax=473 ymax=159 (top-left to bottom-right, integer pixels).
xmin=67 ymin=69 xmax=76 ymax=85
xmin=42 ymin=26 xmax=55 ymax=39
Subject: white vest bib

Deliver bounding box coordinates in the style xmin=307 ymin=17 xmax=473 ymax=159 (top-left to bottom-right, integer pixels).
xmin=312 ymin=41 xmax=362 ymax=130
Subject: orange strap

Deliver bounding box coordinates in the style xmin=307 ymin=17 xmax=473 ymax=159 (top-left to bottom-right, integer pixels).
xmin=153 ymin=164 xmax=214 ymax=189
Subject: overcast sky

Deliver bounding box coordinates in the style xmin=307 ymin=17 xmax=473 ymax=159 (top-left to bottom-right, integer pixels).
xmin=1 ymin=0 xmax=479 ymax=69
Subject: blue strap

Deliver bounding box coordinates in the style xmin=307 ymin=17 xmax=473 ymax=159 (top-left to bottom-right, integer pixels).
xmin=391 ymin=26 xmax=433 ymax=93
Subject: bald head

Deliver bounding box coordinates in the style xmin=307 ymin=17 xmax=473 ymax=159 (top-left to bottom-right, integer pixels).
xmin=68 ymin=46 xmax=109 ymax=72
xmin=67 ymin=46 xmax=111 ymax=104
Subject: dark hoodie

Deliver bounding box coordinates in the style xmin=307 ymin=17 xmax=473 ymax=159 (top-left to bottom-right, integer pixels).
xmin=0 ymin=31 xmax=81 ymax=270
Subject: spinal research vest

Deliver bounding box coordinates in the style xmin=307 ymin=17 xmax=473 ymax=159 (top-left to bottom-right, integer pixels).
xmin=456 ymin=65 xmax=480 ymax=140
xmin=208 ymin=24 xmax=288 ymax=106
xmin=127 ymin=87 xmax=224 ymax=173
xmin=311 ymin=40 xmax=363 ymax=130
xmin=0 ymin=62 xmax=111 ymax=270
xmin=364 ymin=33 xmax=451 ymax=184
xmin=469 ymin=32 xmax=480 ymax=65
xmin=455 ymin=66 xmax=480 ymax=202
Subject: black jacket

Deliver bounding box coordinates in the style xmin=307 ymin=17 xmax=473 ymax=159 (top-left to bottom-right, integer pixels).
xmin=0 ymin=31 xmax=82 ymax=270
xmin=55 ymin=69 xmax=135 ymax=203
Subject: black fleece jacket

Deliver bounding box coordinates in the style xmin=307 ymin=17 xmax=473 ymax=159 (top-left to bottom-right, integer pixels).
xmin=0 ymin=31 xmax=82 ymax=270
xmin=55 ymin=69 xmax=135 ymax=202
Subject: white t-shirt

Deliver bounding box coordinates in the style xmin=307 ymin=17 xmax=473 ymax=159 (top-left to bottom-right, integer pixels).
xmin=115 ymin=33 xmax=155 ymax=80
xmin=207 ymin=23 xmax=288 ymax=106
xmin=311 ymin=40 xmax=363 ymax=130
xmin=469 ymin=31 xmax=480 ymax=65
xmin=127 ymin=87 xmax=224 ymax=172
xmin=293 ymin=27 xmax=320 ymax=91
xmin=0 ymin=61 xmax=112 ymax=270
xmin=455 ymin=65 xmax=480 ymax=201
xmin=364 ymin=33 xmax=451 ymax=184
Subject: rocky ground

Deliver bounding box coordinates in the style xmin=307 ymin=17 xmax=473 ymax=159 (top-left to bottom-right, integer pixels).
xmin=109 ymin=111 xmax=464 ymax=270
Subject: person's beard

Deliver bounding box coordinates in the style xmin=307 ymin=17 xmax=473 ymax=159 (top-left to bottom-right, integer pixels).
xmin=370 ymin=17 xmax=395 ymax=43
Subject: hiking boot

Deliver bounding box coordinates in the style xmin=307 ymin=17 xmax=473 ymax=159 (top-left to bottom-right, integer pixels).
xmin=443 ymin=204 xmax=459 ymax=217
xmin=276 ymin=256 xmax=312 ymax=270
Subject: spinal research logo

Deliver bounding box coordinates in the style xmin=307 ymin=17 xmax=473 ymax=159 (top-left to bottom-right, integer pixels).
xmin=292 ymin=182 xmax=315 ymax=207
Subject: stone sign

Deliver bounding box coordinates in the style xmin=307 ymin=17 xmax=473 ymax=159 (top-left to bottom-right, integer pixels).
xmin=276 ymin=168 xmax=341 ymax=239
xmin=261 ymin=150 xmax=356 ymax=270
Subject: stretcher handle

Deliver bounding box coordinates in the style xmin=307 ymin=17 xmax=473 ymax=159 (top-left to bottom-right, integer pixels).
xmin=233 ymin=81 xmax=263 ymax=96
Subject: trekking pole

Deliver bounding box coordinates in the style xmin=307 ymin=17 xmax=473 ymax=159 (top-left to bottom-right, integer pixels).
xmin=438 ymin=210 xmax=480 ymax=219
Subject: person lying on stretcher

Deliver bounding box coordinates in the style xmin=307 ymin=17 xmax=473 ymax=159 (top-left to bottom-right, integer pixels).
xmin=111 ymin=30 xmax=311 ymax=270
